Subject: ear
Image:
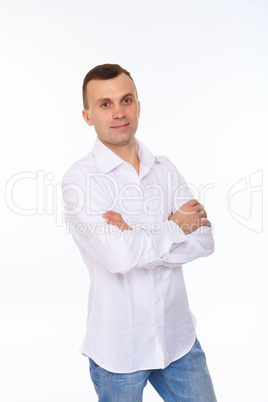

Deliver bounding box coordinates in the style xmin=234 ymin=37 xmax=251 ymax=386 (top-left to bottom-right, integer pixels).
xmin=82 ymin=109 xmax=93 ymax=126
xmin=138 ymin=101 xmax=141 ymax=118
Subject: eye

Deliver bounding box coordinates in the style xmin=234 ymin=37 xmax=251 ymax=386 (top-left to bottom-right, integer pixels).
xmin=123 ymin=98 xmax=132 ymax=104
xmin=101 ymin=102 xmax=110 ymax=108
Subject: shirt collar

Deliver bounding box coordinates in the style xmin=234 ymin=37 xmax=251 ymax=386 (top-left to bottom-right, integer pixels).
xmin=91 ymin=137 xmax=160 ymax=174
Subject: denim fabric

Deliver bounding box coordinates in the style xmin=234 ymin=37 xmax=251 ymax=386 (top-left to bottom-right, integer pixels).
xmin=89 ymin=338 xmax=217 ymax=401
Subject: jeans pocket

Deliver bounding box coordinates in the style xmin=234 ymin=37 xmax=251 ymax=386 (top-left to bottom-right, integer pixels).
xmin=95 ymin=365 xmax=113 ymax=388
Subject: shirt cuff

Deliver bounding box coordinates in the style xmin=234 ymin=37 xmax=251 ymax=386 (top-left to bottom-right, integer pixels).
xmin=162 ymin=220 xmax=188 ymax=245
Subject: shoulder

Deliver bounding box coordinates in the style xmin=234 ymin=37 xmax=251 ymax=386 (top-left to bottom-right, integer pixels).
xmin=155 ymin=155 xmax=183 ymax=176
xmin=154 ymin=155 xmax=188 ymax=189
xmin=62 ymin=152 xmax=98 ymax=186
xmin=156 ymin=154 xmax=176 ymax=169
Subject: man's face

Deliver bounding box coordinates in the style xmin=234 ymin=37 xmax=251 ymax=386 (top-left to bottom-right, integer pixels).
xmin=82 ymin=73 xmax=140 ymax=148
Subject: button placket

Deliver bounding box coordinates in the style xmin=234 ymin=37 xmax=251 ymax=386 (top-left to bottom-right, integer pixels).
xmin=153 ymin=267 xmax=164 ymax=359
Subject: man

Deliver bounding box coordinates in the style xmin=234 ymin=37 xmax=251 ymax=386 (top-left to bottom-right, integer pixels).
xmin=62 ymin=64 xmax=217 ymax=401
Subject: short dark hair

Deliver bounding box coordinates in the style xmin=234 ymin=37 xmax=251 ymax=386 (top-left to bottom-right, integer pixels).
xmin=82 ymin=64 xmax=135 ymax=109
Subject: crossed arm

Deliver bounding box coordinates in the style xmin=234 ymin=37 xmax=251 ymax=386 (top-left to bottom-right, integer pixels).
xmin=63 ymin=165 xmax=214 ymax=273
xmin=103 ymin=199 xmax=211 ymax=234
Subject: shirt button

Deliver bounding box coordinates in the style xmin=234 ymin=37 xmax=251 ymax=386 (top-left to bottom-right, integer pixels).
xmin=147 ymin=205 xmax=150 ymax=211
xmin=157 ymin=297 xmax=161 ymax=302
xmin=154 ymin=266 xmax=158 ymax=271
xmin=176 ymin=235 xmax=180 ymax=240
xmin=158 ymin=324 xmax=162 ymax=329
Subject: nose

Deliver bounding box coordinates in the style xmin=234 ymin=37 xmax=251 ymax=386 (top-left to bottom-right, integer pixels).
xmin=113 ymin=104 xmax=125 ymax=120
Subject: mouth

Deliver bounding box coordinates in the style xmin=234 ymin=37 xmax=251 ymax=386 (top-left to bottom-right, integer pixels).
xmin=110 ymin=123 xmax=130 ymax=130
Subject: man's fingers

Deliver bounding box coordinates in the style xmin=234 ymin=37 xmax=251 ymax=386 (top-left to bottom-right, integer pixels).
xmin=198 ymin=209 xmax=207 ymax=218
xmin=104 ymin=215 xmax=121 ymax=222
xmin=193 ymin=203 xmax=204 ymax=213
xmin=105 ymin=217 xmax=123 ymax=225
xmin=180 ymin=200 xmax=203 ymax=215
xmin=108 ymin=220 xmax=132 ymax=231
xmin=199 ymin=219 xmax=211 ymax=227
xmin=107 ymin=219 xmax=124 ymax=228
xmin=106 ymin=219 xmax=117 ymax=225
xmin=197 ymin=203 xmax=204 ymax=211
xmin=103 ymin=210 xmax=121 ymax=217
xmin=103 ymin=211 xmax=132 ymax=231
xmin=103 ymin=211 xmax=123 ymax=221
xmin=188 ymin=199 xmax=199 ymax=206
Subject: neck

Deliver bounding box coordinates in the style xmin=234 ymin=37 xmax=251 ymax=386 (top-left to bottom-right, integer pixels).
xmin=100 ymin=138 xmax=140 ymax=175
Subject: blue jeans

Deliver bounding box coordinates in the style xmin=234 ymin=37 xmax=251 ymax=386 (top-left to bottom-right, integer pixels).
xmin=89 ymin=338 xmax=217 ymax=401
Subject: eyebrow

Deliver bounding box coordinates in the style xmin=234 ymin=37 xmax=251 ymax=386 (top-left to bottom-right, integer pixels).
xmin=96 ymin=93 xmax=135 ymax=106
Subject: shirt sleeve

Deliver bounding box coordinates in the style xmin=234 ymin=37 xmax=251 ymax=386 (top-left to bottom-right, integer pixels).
xmin=62 ymin=156 xmax=214 ymax=274
xmin=153 ymin=225 xmax=214 ymax=268
xmin=157 ymin=157 xmax=214 ymax=267
xmin=62 ymin=173 xmax=188 ymax=275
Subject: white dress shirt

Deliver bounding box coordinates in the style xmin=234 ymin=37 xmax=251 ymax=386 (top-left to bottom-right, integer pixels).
xmin=62 ymin=137 xmax=214 ymax=373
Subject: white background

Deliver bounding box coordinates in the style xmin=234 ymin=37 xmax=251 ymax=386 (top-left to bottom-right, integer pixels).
xmin=1 ymin=0 xmax=267 ymax=401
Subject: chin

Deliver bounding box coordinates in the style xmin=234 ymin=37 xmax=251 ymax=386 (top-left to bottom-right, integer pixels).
xmin=112 ymin=132 xmax=135 ymax=143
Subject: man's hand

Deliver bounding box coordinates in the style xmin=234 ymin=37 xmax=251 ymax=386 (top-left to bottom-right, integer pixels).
xmin=104 ymin=200 xmax=211 ymax=235
xmin=168 ymin=199 xmax=211 ymax=234
xmin=103 ymin=211 xmax=132 ymax=231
